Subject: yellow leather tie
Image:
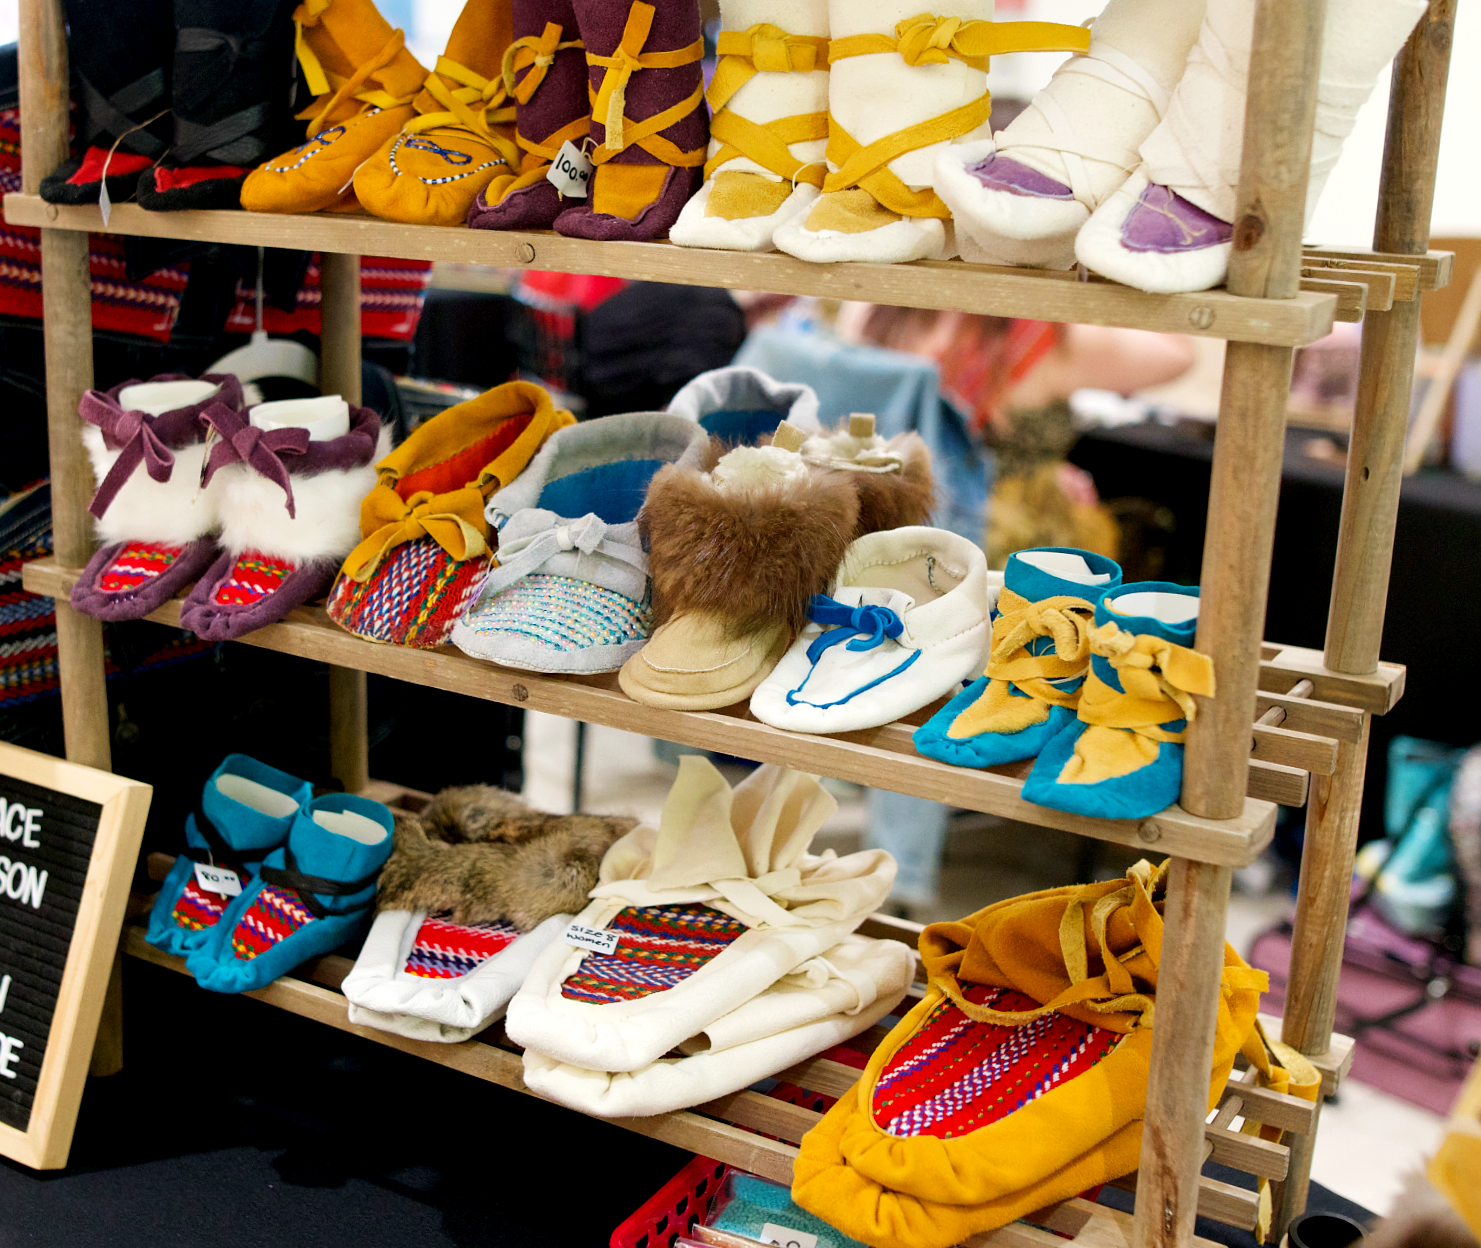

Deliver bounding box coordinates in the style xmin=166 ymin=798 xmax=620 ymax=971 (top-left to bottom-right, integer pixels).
xmin=705 ymin=24 xmax=830 ymax=185
xmin=586 ymin=1 xmax=705 ymax=167
xmin=822 ymin=13 xmax=1090 ymax=218
xmin=294 ymin=20 xmax=419 ymax=135
xmin=400 ymin=55 xmax=518 ymax=164
xmin=1078 ymin=619 xmax=1217 ymax=742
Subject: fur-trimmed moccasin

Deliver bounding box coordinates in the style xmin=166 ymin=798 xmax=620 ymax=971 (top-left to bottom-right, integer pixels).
xmin=327 ymin=382 xmax=575 ymax=649
xmin=341 ymin=785 xmax=634 ymax=1042
xmin=71 ymin=375 xmax=246 ymax=621
xmin=802 ymin=412 xmax=936 ymax=535
xmin=178 ymin=396 xmax=389 ymax=641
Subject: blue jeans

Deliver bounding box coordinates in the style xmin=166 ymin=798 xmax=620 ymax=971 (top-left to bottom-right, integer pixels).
xmin=866 ymin=790 xmax=950 ymax=907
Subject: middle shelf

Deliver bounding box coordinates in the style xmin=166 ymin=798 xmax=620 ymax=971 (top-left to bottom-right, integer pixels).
xmin=28 ymin=557 xmax=1386 ymax=867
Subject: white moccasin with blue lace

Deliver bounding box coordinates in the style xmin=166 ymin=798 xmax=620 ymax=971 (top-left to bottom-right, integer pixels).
xmin=749 ymin=526 xmax=994 ymax=734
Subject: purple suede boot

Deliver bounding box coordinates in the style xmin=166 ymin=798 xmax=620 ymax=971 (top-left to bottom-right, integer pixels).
xmin=71 ymin=374 xmax=246 ymax=622
xmin=178 ymin=398 xmax=388 ymax=641
xmin=466 ymin=0 xmax=591 ymax=231
xmin=552 ymin=0 xmax=706 ymax=242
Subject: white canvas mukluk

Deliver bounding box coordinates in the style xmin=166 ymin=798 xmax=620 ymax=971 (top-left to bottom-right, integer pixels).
xmin=504 ymin=758 xmax=896 ymax=1073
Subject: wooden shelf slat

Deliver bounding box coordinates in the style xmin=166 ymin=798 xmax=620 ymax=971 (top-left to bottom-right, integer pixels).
xmin=1301 ymin=246 xmax=1454 ymax=292
xmin=1259 ymin=643 xmax=1406 ymax=715
xmin=2 ymin=194 xmax=1338 ymax=347
xmin=27 ymin=558 xmax=1277 ymax=865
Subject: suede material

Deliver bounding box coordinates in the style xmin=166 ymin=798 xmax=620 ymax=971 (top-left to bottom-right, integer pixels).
xmin=913 ymin=675 xmax=1079 ymax=769
xmin=185 ymin=794 xmax=393 ymax=994
xmin=705 ymin=170 xmax=794 ymax=219
xmin=791 ymin=863 xmax=1268 ymax=1247
xmin=85 ymin=373 xmax=244 ymax=453
xmin=537 ymin=458 xmax=666 ymax=525
xmin=146 ymin=754 xmax=312 ymax=956
xmin=71 ymin=536 xmax=221 ymax=622
xmin=554 ymin=163 xmax=703 ymax=238
xmin=699 ymin=408 xmax=788 ymax=445
xmin=40 ymin=152 xmax=155 ymax=205
xmin=179 ymin=553 xmax=339 ymax=641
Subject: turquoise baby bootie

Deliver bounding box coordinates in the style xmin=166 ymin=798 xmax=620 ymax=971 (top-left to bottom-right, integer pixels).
xmin=185 ymin=793 xmax=393 ymax=993
xmin=914 ymin=548 xmax=1121 ymax=769
xmin=146 ymin=754 xmax=312 ymax=957
xmin=1021 ymin=582 xmax=1215 ymax=820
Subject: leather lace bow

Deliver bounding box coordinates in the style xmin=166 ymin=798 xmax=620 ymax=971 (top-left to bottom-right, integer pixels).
xmin=1081 ymin=618 xmax=1217 ymax=736
xmin=343 ymin=486 xmax=488 ymax=583
xmin=586 ymin=1 xmax=704 ymax=164
xmin=985 ymin=587 xmax=1096 ymax=707
xmin=201 ymin=406 xmax=311 ymax=518
xmin=80 ymin=392 xmax=178 ymax=519
xmin=805 ymin=594 xmax=906 ymax=663
xmin=479 ymin=514 xmax=648 ymax=599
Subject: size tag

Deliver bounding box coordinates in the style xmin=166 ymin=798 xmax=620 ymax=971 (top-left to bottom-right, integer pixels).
xmin=546 ymin=140 xmax=593 ymax=198
xmin=193 ymin=862 xmax=242 ymax=897
xmin=563 ymin=923 xmax=618 ymax=955
xmin=98 ymin=179 xmax=112 ymax=229
xmin=759 ymin=1225 xmax=818 ymax=1248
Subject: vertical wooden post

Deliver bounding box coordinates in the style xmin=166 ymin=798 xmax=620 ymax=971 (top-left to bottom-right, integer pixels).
xmin=318 ymin=253 xmax=369 ymax=793
xmin=1324 ymin=0 xmax=1454 ymax=677
xmin=1141 ymin=4 xmax=1325 ymax=1246
xmin=1133 ymin=861 xmax=1233 ymax=1248
xmin=1277 ymin=7 xmax=1453 ymax=1237
xmin=20 ymin=0 xmax=112 ymax=774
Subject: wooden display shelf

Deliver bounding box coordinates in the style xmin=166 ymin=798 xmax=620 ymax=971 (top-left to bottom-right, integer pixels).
xmin=2 ymin=193 xmax=1340 ymax=348
xmin=119 ymin=911 xmax=1340 ymax=1243
xmin=27 ymin=556 xmax=1282 ymax=865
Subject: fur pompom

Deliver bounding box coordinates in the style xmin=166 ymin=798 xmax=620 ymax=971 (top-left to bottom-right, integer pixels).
xmin=378 ymin=804 xmax=634 ymax=930
xmin=848 ymin=432 xmax=936 ymax=536
xmin=639 ymin=442 xmax=860 ymax=635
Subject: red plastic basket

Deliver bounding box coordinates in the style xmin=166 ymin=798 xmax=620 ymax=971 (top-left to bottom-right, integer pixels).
xmin=609 ymin=1154 xmax=730 ymax=1248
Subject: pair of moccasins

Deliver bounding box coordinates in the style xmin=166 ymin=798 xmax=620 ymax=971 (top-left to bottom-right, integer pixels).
xmin=791 ymin=859 xmax=1317 ymax=1248
xmin=340 ymin=784 xmax=634 ymax=1042
xmin=913 ymin=547 xmax=1216 ymax=821
xmin=507 ymin=756 xmax=913 ymax=1118
xmin=147 ymin=754 xmax=393 ymax=993
xmin=72 ymin=375 xmax=388 ymax=640
xmin=239 ymin=0 xmax=709 ymax=243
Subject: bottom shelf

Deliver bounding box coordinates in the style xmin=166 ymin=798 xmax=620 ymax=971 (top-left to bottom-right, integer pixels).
xmin=119 ymin=917 xmax=1353 ymax=1247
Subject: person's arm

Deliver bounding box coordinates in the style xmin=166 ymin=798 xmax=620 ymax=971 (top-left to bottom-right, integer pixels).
xmin=1006 ymin=324 xmax=1196 ymax=407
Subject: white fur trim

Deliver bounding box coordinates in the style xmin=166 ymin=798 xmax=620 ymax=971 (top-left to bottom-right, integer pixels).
xmin=519 ymin=935 xmax=912 ymax=1116
xmin=667 ymin=365 xmax=822 ymax=432
xmin=215 ymin=424 xmax=389 ymax=562
xmin=712 ymin=443 xmax=809 ymax=488
xmin=83 ymin=426 xmax=223 ymax=545
xmin=1074 ymin=170 xmax=1231 ymax=294
xmin=342 ymin=911 xmax=569 ymax=1043
xmin=774 ymin=208 xmax=946 ymax=264
xmin=670 ymin=179 xmax=819 ymax=252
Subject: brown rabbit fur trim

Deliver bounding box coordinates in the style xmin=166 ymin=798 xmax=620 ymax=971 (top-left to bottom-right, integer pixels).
xmin=639 ymin=439 xmax=860 ymax=635
xmin=376 ymin=785 xmax=634 ymax=930
xmin=847 ymin=432 xmax=936 ymax=537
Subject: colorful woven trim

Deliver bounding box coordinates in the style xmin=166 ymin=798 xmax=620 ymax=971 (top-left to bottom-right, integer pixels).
xmin=1 ymin=528 xmax=58 ymax=705
xmin=463 ymin=573 xmax=653 ymax=654
xmin=223 ymin=255 xmax=434 ymax=343
xmin=328 ymin=535 xmax=492 ymax=648
xmin=560 ymin=903 xmax=747 ymax=1005
xmin=213 ymin=550 xmax=296 ymax=607
xmin=170 ymin=874 xmax=234 ymax=933
xmin=98 ymin=541 xmax=183 ymax=594
xmin=872 ymin=983 xmax=1120 ymax=1140
xmin=230 ymin=884 xmax=316 ymax=961
xmin=403 ymin=913 xmax=521 ymax=980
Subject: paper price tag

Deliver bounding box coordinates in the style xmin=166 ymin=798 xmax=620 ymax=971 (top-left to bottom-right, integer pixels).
xmin=563 ymin=923 xmax=618 ymax=955
xmin=98 ymin=179 xmax=112 ymax=229
xmin=546 ymin=140 xmax=594 ymax=198
xmin=759 ymin=1225 xmax=818 ymax=1248
xmin=193 ymin=862 xmax=242 ymax=897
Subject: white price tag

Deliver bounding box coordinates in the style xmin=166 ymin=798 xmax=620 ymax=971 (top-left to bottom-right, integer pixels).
xmin=563 ymin=923 xmax=618 ymax=955
xmin=546 ymin=140 xmax=594 ymax=198
xmin=98 ymin=178 xmax=112 ymax=229
xmin=759 ymin=1225 xmax=818 ymax=1248
xmin=193 ymin=862 xmax=242 ymax=897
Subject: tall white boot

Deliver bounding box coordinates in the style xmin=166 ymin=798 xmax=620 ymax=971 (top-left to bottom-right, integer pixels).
xmin=1076 ymin=0 xmax=1427 ymax=293
xmin=774 ymin=2 xmax=1088 ymax=265
xmin=669 ymin=0 xmax=830 ymax=252
xmin=936 ymin=0 xmax=1206 ymax=270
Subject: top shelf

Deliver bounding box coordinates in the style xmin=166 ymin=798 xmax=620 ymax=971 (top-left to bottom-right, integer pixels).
xmin=5 ymin=193 xmax=1340 ymax=347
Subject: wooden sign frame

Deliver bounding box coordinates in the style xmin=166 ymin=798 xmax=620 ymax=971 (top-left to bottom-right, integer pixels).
xmin=0 ymin=741 xmax=150 ymax=1169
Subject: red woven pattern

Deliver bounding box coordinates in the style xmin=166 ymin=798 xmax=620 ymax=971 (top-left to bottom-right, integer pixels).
xmin=327 ymin=537 xmax=492 ymax=648
xmin=561 ymin=904 xmax=747 ymax=1005
xmin=213 ymin=550 xmax=295 ymax=606
xmin=872 ymin=984 xmax=1121 ymax=1140
xmin=98 ymin=541 xmax=181 ymax=593
xmin=170 ymin=875 xmax=232 ymax=932
xmin=403 ymin=914 xmax=521 ymax=979
xmin=230 ymin=884 xmax=315 ymax=961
